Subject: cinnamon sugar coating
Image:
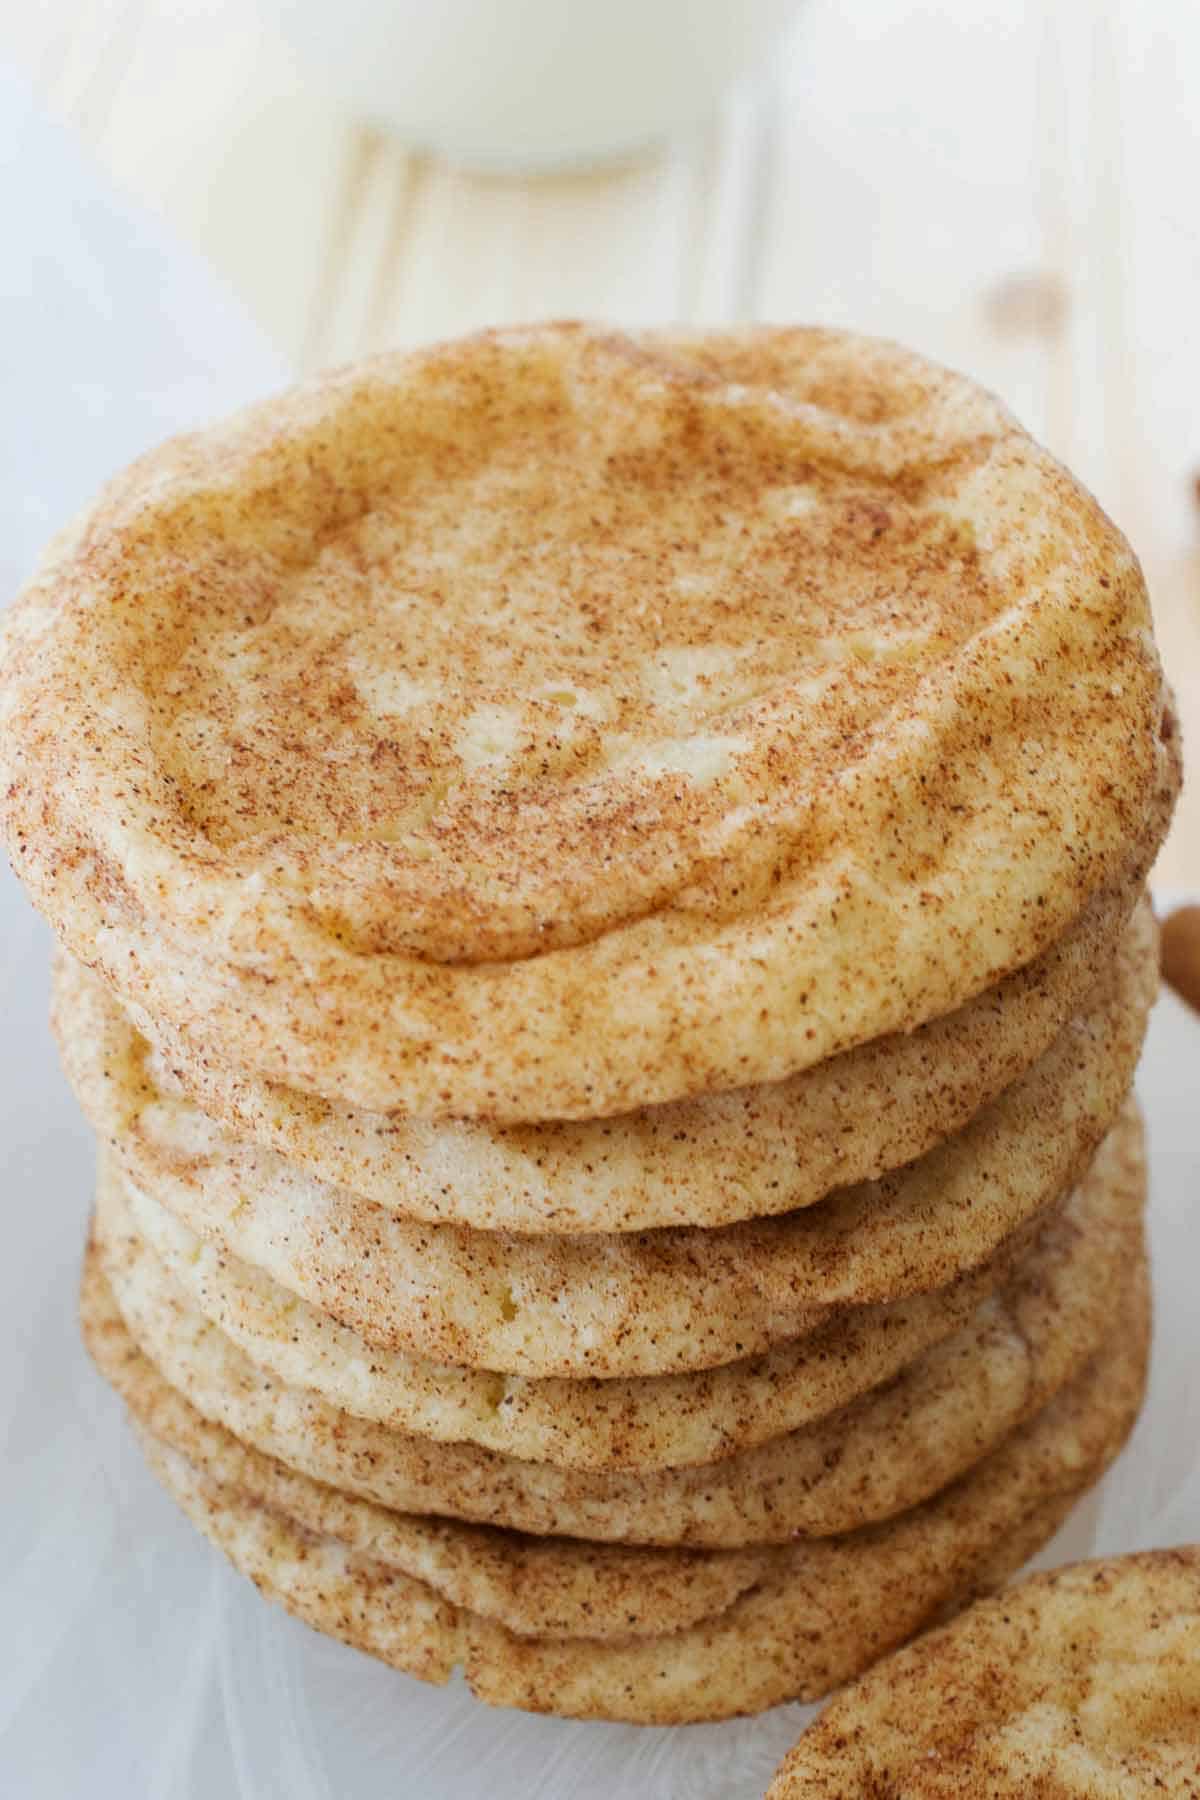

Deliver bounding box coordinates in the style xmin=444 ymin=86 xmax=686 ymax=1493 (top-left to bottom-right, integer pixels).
xmin=83 ymin=1243 xmax=1150 ymax=1722
xmin=89 ymin=1104 xmax=1145 ymax=1547
xmin=1 ymin=325 xmax=1177 ymax=1117
xmin=767 ymin=1545 xmax=1200 ymax=1795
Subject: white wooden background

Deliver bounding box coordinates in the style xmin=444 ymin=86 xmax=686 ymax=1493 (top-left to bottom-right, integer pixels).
xmin=6 ymin=0 xmax=1199 ymax=878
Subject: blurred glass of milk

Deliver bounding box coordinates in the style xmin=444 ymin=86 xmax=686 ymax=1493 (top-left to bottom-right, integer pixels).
xmin=263 ymin=0 xmax=802 ymax=170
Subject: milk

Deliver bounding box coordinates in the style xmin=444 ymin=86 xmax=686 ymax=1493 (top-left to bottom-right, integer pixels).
xmin=264 ymin=0 xmax=801 ymax=169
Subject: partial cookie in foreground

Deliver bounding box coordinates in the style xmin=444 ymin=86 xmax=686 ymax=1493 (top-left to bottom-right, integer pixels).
xmin=766 ymin=1547 xmax=1200 ymax=1796
xmin=3 ymin=325 xmax=1177 ymax=1119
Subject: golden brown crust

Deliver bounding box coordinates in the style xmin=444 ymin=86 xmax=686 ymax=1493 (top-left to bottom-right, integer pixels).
xmin=88 ymin=1098 xmax=1141 ymax=1474
xmin=766 ymin=1547 xmax=1200 ymax=1795
xmin=2 ymin=324 xmax=1177 ymax=1117
xmin=87 ymin=1105 xmax=1146 ymax=1546
xmin=83 ymin=1275 xmax=773 ymax=1640
xmin=59 ymin=906 xmax=1155 ymax=1377
xmin=55 ymin=879 xmax=1141 ymax=1235
xmin=88 ymin=1263 xmax=1151 ymax=1722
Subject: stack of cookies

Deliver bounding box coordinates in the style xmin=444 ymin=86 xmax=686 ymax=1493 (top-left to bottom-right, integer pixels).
xmin=0 ymin=325 xmax=1179 ymax=1724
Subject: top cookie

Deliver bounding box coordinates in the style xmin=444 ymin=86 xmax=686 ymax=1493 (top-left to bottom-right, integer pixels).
xmin=766 ymin=1546 xmax=1200 ymax=1796
xmin=0 ymin=324 xmax=1175 ymax=1117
